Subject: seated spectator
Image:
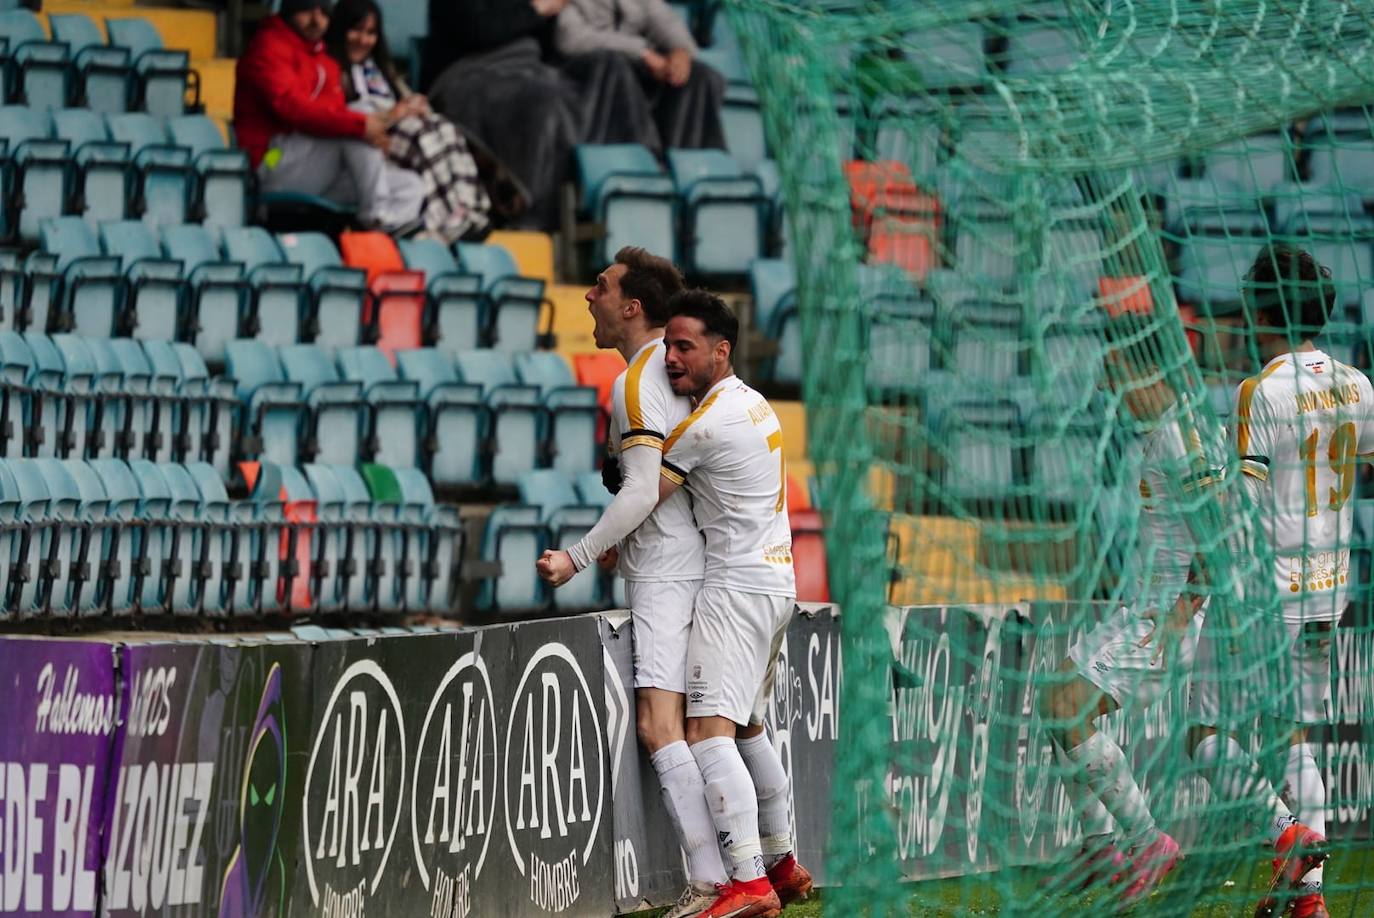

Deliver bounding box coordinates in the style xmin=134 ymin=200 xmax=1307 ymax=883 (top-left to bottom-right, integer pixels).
xmin=426 ymin=0 xmax=658 ymax=231
xmin=234 ymin=0 xmax=423 ymax=232
xmin=325 ymin=0 xmax=494 ymax=242
xmin=555 ymin=0 xmax=725 ymax=150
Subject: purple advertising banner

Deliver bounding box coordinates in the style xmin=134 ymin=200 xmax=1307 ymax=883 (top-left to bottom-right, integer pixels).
xmin=0 ymin=637 xmax=117 ymax=916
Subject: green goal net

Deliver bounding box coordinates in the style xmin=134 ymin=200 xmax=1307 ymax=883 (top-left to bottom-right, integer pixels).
xmin=724 ymin=1 xmax=1374 ymax=914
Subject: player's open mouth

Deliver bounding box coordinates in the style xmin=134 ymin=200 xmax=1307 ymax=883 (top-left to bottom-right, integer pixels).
xmin=666 ymin=367 xmax=686 ymax=381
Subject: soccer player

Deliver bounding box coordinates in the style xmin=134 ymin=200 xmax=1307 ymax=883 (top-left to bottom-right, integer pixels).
xmin=534 ymin=248 xmax=729 ymax=914
xmin=1041 ymin=315 xmax=1219 ymax=904
xmin=1190 ymin=244 xmax=1369 ymax=918
xmin=657 ymin=290 xmax=811 ymax=918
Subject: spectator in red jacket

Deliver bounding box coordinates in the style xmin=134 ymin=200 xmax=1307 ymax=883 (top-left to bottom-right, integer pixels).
xmin=234 ymin=0 xmax=423 ymax=231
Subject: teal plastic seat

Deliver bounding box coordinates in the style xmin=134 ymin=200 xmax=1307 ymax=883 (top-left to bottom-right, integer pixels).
xmin=224 ymin=339 xmax=304 ymax=467
xmin=397 ymin=237 xmax=482 ymax=353
xmin=455 ymin=348 xmax=540 ymax=486
xmin=221 ymin=226 xmax=304 ymax=347
xmin=160 ymin=223 xmax=248 ymax=365
xmin=475 ymin=504 xmax=546 ymax=613
xmin=276 ymin=231 xmax=366 ymax=352
xmin=455 ymin=242 xmax=544 ymax=353
xmin=514 ymin=350 xmax=599 ymax=475
xmin=51 ymin=108 xmax=131 ymax=225
xmin=667 ymin=148 xmax=765 ymax=275
xmin=279 ymin=343 xmax=363 ymax=466
xmin=518 ymin=468 xmax=603 ymax=612
xmin=1 ymin=106 xmax=70 ymax=243
xmin=105 ymin=17 xmax=191 ymax=117
xmin=106 ymin=111 xmax=191 ymax=226
xmin=337 ymin=346 xmax=420 ymax=468
xmin=395 ymin=348 xmax=484 ymax=487
xmin=100 ymin=218 xmax=186 ymax=342
xmin=573 ymin=143 xmax=676 ymax=265
xmin=49 ymin=13 xmax=131 ymax=113
xmin=0 ymin=11 xmax=71 ymax=109
xmin=40 ymin=216 xmax=125 ymax=337
xmin=167 ymin=114 xmax=249 ymax=229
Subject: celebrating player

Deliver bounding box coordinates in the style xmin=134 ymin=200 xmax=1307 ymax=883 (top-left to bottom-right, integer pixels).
xmin=657 ymin=290 xmax=810 ymax=918
xmin=534 ymin=248 xmax=729 ymax=913
xmin=1041 ymin=315 xmax=1220 ymax=904
xmin=1189 ymin=244 xmax=1371 ymax=918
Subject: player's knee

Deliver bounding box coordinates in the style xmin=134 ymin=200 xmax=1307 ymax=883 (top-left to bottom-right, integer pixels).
xmin=636 ymin=705 xmax=682 ymax=753
xmin=1187 ymin=725 xmax=1215 ymax=757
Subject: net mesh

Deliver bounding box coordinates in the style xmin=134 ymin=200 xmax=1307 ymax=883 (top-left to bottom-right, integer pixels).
xmin=724 ymin=1 xmax=1374 ymax=913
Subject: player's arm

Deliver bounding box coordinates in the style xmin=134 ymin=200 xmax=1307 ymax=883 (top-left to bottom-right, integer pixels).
xmin=536 ymin=442 xmax=663 ymax=587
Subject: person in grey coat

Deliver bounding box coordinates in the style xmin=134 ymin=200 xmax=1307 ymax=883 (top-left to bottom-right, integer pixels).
xmin=555 ymin=0 xmax=726 ymax=152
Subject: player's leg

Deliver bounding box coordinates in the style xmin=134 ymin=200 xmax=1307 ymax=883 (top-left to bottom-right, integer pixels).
xmin=684 ymin=587 xmax=782 ymax=917
xmin=738 ymin=597 xmax=811 ymax=906
xmin=629 ymin=580 xmax=728 ymax=906
xmin=1280 ymin=619 xmax=1336 ymax=916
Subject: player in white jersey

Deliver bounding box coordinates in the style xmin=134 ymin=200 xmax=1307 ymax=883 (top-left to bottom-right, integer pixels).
xmin=657 ymin=290 xmax=809 ymax=918
xmin=533 ymin=248 xmax=728 ymax=912
xmin=1189 ymin=245 xmax=1363 ymax=918
xmin=1041 ymin=317 xmax=1218 ymax=904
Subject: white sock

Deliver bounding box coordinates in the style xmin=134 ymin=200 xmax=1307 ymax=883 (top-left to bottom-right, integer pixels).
xmin=1067 ymin=733 xmax=1157 ymax=848
xmin=736 ymin=731 xmax=793 ymax=867
xmin=691 ymin=736 xmax=764 ymax=881
xmin=651 ymin=741 xmax=729 ymax=886
xmin=1054 ymin=739 xmax=1115 ymax=841
xmin=1193 ymin=733 xmax=1295 ymax=845
xmin=1285 ymin=743 xmax=1326 ymax=890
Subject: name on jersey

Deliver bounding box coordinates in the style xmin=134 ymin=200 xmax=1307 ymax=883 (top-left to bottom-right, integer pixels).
xmin=747 ymin=400 xmax=775 ymax=426
xmin=1294 ymin=382 xmax=1361 ymax=415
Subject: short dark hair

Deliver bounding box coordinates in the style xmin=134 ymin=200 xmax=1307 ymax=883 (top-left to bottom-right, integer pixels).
xmin=614 ymin=246 xmax=684 ymax=327
xmin=668 ymin=288 xmax=739 ymax=356
xmin=1242 ymin=243 xmax=1334 ymax=338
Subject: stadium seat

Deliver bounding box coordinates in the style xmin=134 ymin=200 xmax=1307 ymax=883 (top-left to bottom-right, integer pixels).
xmin=224 ymin=340 xmax=305 ymax=467
xmin=749 ymin=258 xmax=798 ymax=384
xmin=721 ymin=83 xmax=767 ymax=173
xmin=1027 ymin=424 xmax=1102 ymax=509
xmin=23 ymin=332 xmax=74 ymax=459
xmin=28 ymin=460 xmax=80 ymax=615
xmin=99 ymin=218 xmax=185 ymax=341
xmin=667 ymin=148 xmax=765 ymax=275
xmin=514 ymin=350 xmax=599 ymax=475
xmin=0 ymin=329 xmax=32 ymax=457
xmin=574 ymin=143 xmax=676 ymax=266
xmin=571 ymin=350 xmax=623 ymax=444
xmin=0 ymin=11 xmax=71 ymax=109
xmin=0 ymin=105 xmax=70 ymax=243
xmin=5 ymin=458 xmax=54 ymax=615
xmin=359 ymin=462 xmax=412 ymax=611
xmin=904 ymin=22 xmax=985 ymax=88
xmin=475 ymin=504 xmax=546 ymax=613
xmin=49 ymin=14 xmax=132 ymax=113
xmin=50 ymin=335 xmax=104 ymax=460
xmin=323 ymin=464 xmax=383 ymax=611
xmin=951 ymin=208 xmax=1019 ymax=289
xmin=1279 ymin=209 xmax=1374 ymax=311
xmin=278 ymin=343 xmax=364 ymax=465
xmin=395 ymin=348 xmax=484 ymax=487
xmin=456 ymin=349 xmax=541 ymax=486
xmin=276 ymin=231 xmax=367 ymax=351
xmin=140 ymin=339 xmax=189 ymax=463
xmin=394 ymin=466 xmax=461 ymax=612
xmin=847 ymin=160 xmax=941 ymax=279
xmin=518 ymin=468 xmax=604 ymax=611
xmin=455 ymin=241 xmax=544 ymax=353
xmin=337 ymin=230 xmax=424 ymax=354
xmin=754 ymin=159 xmax=789 ymax=258
xmin=185 ymin=461 xmax=235 ymax=614
xmin=337 ymin=346 xmax=421 ymax=468
xmin=161 ymin=222 xmax=248 ymax=364
xmin=1201 ymin=132 xmax=1294 ymax=200
xmin=221 ymin=226 xmax=305 ymax=347
xmin=105 ymin=112 xmax=192 ymax=226
xmin=101 ymin=337 xmax=154 ymax=460
xmin=1000 ymin=25 xmax=1080 ymax=76
xmin=943 ymin=295 xmax=1023 ymax=386
xmin=1303 ymin=114 xmax=1374 ymax=198
xmin=791 ymin=508 xmax=829 ymax=603
xmin=169 ymin=342 xmax=234 ymax=475
xmin=55 ymin=459 xmax=115 ymax=614
xmin=1173 ymin=227 xmax=1270 ymax=314
xmin=1044 ymin=220 xmax=1105 ymax=299
xmin=864 ymin=265 xmax=936 ymax=396
xmin=105 ymin=18 xmax=194 ymax=117
xmin=167 ymin=114 xmax=249 ymax=229
xmin=872 ymin=99 xmax=941 ymax=180
xmin=293 ymin=462 xmax=347 ymax=612
xmin=933 ymin=399 xmax=1021 ymax=511
xmin=84 ymin=459 xmax=137 ymax=612
xmin=397 ymin=236 xmax=483 ymax=353
xmin=51 ymin=108 xmax=132 ymax=226
xmin=124 ymin=457 xmax=179 ymax=610
xmin=40 ymin=216 xmax=125 ymax=337
xmin=156 ymin=462 xmax=207 ymax=612
xmin=242 ymin=461 xmax=305 ymax=613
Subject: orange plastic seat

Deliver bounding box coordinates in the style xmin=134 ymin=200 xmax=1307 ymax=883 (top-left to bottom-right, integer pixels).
xmin=791 ymin=508 xmax=830 ymax=603
xmin=846 ymin=160 xmax=941 ymax=279
xmin=573 ymin=351 xmax=625 ymax=444
xmin=339 ymin=230 xmax=425 ymax=358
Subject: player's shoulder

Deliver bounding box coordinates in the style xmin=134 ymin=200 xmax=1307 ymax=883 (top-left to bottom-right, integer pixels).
xmin=1239 ymin=356 xmax=1293 ymax=406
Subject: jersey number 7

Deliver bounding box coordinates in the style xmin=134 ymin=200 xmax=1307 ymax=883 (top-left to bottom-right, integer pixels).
xmin=767 ymin=430 xmax=786 ymax=513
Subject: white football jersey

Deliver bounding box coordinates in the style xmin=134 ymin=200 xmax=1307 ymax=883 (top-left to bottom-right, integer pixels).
xmin=1130 ymin=404 xmax=1222 ymax=612
xmin=609 ymin=338 xmax=705 ymax=582
xmin=661 ymin=376 xmax=796 ymax=597
xmin=1235 ymin=350 xmax=1374 ymax=621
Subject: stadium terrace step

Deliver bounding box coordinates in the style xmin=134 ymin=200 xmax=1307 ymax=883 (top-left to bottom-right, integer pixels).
xmin=772 ymin=399 xmax=808 ymax=464
xmin=549 ymin=283 xmax=598 ymax=355
xmin=894 ymin=573 xmax=1068 ymax=605
xmin=887 ymin=514 xmax=982 ymax=586
xmin=193 ymin=56 xmax=236 ymax=119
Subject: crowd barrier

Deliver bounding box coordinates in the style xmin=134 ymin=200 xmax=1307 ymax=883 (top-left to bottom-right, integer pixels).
xmin=1 ymin=601 xmax=1369 ymax=916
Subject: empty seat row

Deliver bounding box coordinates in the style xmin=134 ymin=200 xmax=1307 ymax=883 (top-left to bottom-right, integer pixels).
xmin=0 ymin=11 xmax=193 ymax=115
xmin=246 ymin=461 xmax=462 ymax=615
xmin=0 ymin=106 xmax=244 ymax=239
xmin=229 ymin=342 xmax=597 ymax=487
xmin=574 ymin=144 xmax=771 ymax=276
xmin=0 ymin=457 xmax=462 ymax=618
xmin=10 ymin=224 xmax=547 ymax=365
xmin=0 ymin=332 xmax=233 ymax=475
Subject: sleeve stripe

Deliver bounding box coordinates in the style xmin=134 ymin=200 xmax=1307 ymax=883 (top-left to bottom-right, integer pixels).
xmin=620 ymin=435 xmax=663 ymax=451
xmin=622 ymin=428 xmax=664 ymax=441
xmin=623 ymin=344 xmax=657 ymax=433
xmin=1240 ymin=454 xmax=1270 ymax=466
xmin=660 ymin=464 xmax=686 ymax=485
xmin=1241 ymin=466 xmax=1269 ymax=482
xmin=1236 ymin=361 xmax=1284 ymax=456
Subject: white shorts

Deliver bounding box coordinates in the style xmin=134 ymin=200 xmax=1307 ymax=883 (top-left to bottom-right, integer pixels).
xmin=685 ymin=586 xmax=793 ymax=726
xmin=1068 ymin=605 xmax=1204 ymax=708
xmin=627 ymin=578 xmax=701 ymax=693
xmin=1190 ymin=617 xmax=1334 ymax=725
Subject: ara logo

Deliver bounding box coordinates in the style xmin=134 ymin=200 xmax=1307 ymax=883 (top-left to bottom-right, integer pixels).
xmin=302 ymin=660 xmax=407 ymax=910
xmin=503 ymin=642 xmax=605 ymax=913
xmin=1015 ymin=615 xmax=1056 ymax=845
xmin=410 ymin=649 xmax=499 ymax=918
